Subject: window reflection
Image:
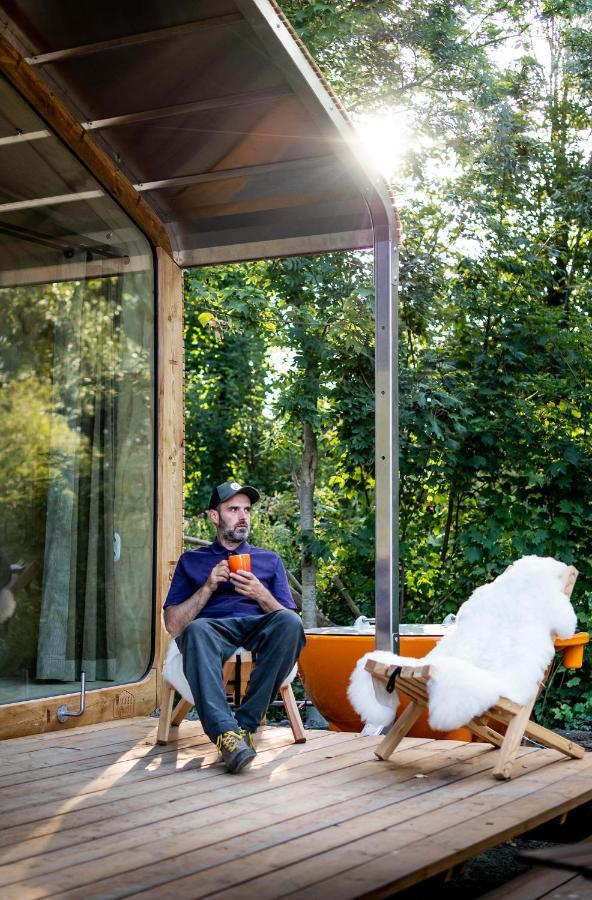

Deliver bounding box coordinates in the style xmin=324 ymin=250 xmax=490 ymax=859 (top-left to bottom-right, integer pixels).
xmin=0 ymin=78 xmax=154 ymax=703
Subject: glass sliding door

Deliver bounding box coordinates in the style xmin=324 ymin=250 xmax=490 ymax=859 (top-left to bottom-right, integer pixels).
xmin=0 ymin=75 xmax=155 ymax=704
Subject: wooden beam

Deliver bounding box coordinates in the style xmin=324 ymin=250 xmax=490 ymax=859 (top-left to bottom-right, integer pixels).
xmin=465 ymin=716 xmax=505 ymax=747
xmin=171 ymin=698 xmax=193 ymax=728
xmin=163 ymin=189 xmax=341 ymax=222
xmin=0 ymin=90 xmax=291 ymax=145
xmin=134 ymin=155 xmax=334 ymax=193
xmin=25 ymin=14 xmax=243 ymax=65
xmin=155 ymin=681 xmax=175 ymax=745
xmin=0 ymin=31 xmax=172 ymax=254
xmin=176 ymin=228 xmax=374 ymax=267
xmin=561 ymin=565 xmax=578 ymax=598
xmin=154 ymin=248 xmax=185 ymax=701
xmin=0 ymin=189 xmax=103 ymax=213
xmin=0 ymin=128 xmax=49 ymax=146
xmin=84 ymin=90 xmax=291 ymax=131
xmin=279 ymin=684 xmax=307 ymax=743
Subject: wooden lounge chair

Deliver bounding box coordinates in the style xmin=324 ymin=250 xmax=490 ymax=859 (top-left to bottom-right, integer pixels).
xmin=366 ymin=566 xmax=585 ymax=780
xmin=157 ymin=645 xmax=306 ymax=745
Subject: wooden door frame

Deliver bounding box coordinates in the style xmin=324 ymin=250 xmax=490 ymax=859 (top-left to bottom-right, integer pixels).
xmin=0 ymin=37 xmax=183 ymax=739
xmin=0 ymin=251 xmax=183 ymax=740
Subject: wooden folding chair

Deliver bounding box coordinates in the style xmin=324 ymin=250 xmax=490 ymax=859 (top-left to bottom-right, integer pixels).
xmin=157 ymin=647 xmax=306 ymax=745
xmin=366 ymin=566 xmax=586 ymax=780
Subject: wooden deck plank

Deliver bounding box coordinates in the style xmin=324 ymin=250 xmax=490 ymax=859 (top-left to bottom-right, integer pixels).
xmin=0 ymin=707 xmax=311 ymax=775
xmin=0 ymin=737 xmax=447 ymax=887
xmin=0 ymin=720 xmax=164 ymax=769
xmin=519 ymin=838 xmax=592 ymax=876
xmin=0 ymin=714 xmax=159 ymax=746
xmin=268 ymin=760 xmax=592 ymax=899
xmin=0 ymin=733 xmax=368 ymax=845
xmin=535 ymin=875 xmax=592 ymax=897
xmin=0 ymin=730 xmax=367 ymax=838
xmin=482 ymin=855 xmax=587 ymax=899
xmin=0 ymin=720 xmax=357 ymax=793
xmin=0 ymin=723 xmax=332 ymax=811
xmin=0 ymin=732 xmax=403 ymax=859
xmin=4 ymin=744 xmax=523 ymax=898
xmin=0 ymin=717 xmax=158 ymax=757
xmin=0 ymin=741 xmax=482 ymax=894
xmin=0 ymin=727 xmax=352 ymax=829
xmin=0 ymin=720 xmax=589 ymax=900
xmin=0 ymin=724 xmax=218 ymax=787
xmin=0 ymin=729 xmax=371 ymax=824
xmin=485 ymin=873 xmax=580 ymax=899
xmin=486 ymin=872 xmax=592 ymax=900
xmin=69 ymin=746 xmax=533 ymax=900
xmin=115 ymin=749 xmax=572 ymax=900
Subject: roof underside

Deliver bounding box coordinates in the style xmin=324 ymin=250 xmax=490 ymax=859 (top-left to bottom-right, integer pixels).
xmin=0 ymin=0 xmax=386 ymax=267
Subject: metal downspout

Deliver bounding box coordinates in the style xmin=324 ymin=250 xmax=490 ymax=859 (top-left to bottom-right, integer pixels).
xmin=365 ymin=187 xmax=399 ymax=653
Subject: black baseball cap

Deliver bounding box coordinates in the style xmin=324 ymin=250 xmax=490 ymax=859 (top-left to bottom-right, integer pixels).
xmin=208 ymin=481 xmax=260 ymax=510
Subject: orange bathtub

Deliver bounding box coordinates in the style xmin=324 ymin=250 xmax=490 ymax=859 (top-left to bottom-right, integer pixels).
xmin=297 ymin=628 xmax=589 ymax=739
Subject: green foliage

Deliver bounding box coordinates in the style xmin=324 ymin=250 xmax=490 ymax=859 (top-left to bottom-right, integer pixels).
xmin=184 ymin=252 xmax=377 ymax=617
xmin=183 ymin=265 xmax=281 ymax=513
xmin=182 ymin=0 xmax=592 ymax=728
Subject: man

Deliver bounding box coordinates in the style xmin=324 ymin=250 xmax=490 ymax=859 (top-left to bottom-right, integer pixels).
xmin=163 ymin=481 xmax=306 ymax=773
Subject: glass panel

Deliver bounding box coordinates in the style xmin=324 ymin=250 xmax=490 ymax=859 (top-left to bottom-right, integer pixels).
xmin=0 ymin=75 xmax=154 ymax=703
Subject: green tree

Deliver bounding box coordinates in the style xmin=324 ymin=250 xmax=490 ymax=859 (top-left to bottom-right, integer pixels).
xmin=182 ymin=0 xmax=592 ymax=725
xmin=184 ymin=252 xmax=376 ymax=625
xmin=267 ymin=254 xmax=375 ymax=626
xmin=183 ymin=264 xmax=279 ymax=515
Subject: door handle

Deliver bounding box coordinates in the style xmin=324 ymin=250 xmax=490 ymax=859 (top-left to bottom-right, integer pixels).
xmin=57 ymin=672 xmax=86 ymax=723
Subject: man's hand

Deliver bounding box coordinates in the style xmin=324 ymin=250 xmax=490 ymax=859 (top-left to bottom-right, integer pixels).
xmin=206 ymin=559 xmax=230 ymax=592
xmin=164 ymin=559 xmax=229 ymax=637
xmin=229 ymin=570 xmax=284 ymax=613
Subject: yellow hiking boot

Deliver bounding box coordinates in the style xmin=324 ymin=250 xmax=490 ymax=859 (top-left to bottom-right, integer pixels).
xmin=238 ymin=726 xmax=257 ymax=752
xmin=215 ymin=729 xmax=256 ymax=773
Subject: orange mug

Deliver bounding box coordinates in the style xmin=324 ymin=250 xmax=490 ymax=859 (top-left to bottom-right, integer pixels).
xmin=228 ymin=553 xmax=251 ymax=573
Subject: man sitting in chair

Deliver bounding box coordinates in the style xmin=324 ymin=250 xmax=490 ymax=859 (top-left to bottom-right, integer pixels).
xmin=163 ymin=481 xmax=306 ymax=773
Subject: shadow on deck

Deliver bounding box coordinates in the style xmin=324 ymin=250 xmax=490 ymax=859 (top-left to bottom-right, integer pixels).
xmin=0 ymin=719 xmax=590 ymax=898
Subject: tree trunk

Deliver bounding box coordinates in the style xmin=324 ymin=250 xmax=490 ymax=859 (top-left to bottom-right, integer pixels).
xmin=299 ymin=420 xmax=318 ymax=628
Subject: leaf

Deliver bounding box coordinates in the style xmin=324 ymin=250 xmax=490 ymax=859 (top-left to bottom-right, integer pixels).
xmin=464 ymin=546 xmax=482 ymax=563
xmin=564 ymin=447 xmax=580 ymax=465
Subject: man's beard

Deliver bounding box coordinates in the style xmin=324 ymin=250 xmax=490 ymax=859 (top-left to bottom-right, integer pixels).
xmin=219 ymin=517 xmax=250 ymax=543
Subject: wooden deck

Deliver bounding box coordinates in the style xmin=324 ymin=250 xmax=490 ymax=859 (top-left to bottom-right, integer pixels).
xmin=0 ymin=718 xmax=590 ymax=899
xmin=483 ymin=838 xmax=592 ymax=899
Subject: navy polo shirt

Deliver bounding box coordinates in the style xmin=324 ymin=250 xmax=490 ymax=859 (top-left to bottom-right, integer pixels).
xmin=163 ymin=540 xmax=296 ymax=619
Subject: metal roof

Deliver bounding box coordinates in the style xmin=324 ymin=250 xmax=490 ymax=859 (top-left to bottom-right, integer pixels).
xmin=0 ymin=0 xmax=397 ymax=266
xmin=0 ymin=1 xmax=399 ymax=649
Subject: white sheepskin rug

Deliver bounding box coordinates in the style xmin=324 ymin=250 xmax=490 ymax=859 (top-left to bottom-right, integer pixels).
xmin=348 ymin=556 xmax=578 ymax=732
xmin=164 ymin=640 xmax=297 ymax=705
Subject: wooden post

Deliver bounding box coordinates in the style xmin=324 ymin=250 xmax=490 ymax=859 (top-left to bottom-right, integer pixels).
xmin=154 ymin=248 xmax=185 ymax=703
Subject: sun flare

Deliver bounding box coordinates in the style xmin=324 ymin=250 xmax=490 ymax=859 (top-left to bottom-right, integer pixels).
xmin=355 ymin=110 xmax=410 ymax=179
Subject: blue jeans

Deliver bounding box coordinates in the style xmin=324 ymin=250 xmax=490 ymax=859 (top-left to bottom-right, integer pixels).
xmin=176 ymin=609 xmax=306 ymax=741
